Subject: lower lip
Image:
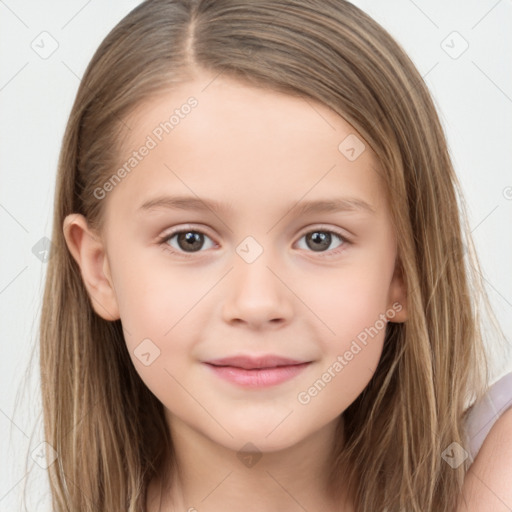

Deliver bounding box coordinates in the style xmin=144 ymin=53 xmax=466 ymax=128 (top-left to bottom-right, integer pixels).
xmin=203 ymin=362 xmax=311 ymax=388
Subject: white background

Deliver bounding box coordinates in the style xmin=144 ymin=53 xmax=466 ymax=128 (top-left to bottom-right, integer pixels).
xmin=1 ymin=1 xmax=511 ymax=509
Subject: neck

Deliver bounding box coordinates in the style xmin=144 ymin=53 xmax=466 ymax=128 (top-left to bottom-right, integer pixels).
xmin=148 ymin=414 xmax=354 ymax=512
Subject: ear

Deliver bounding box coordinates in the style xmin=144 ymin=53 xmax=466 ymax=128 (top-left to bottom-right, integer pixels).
xmin=387 ymin=258 xmax=408 ymax=323
xmin=62 ymin=213 xmax=120 ymax=321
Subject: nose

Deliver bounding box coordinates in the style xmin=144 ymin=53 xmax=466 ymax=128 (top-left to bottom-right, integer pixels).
xmin=221 ymin=246 xmax=293 ymax=329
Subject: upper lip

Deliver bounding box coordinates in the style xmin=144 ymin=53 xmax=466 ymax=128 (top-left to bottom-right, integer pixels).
xmin=204 ymin=355 xmax=310 ymax=370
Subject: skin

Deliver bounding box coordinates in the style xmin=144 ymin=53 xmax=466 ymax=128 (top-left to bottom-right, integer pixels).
xmin=63 ymin=71 xmax=408 ymax=511
xmin=457 ymin=407 xmax=512 ymax=511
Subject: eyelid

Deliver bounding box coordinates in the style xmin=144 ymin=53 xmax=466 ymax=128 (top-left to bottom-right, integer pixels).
xmin=159 ymin=223 xmax=216 ymax=240
xmin=157 ymin=224 xmax=218 ymax=249
xmin=296 ymin=224 xmax=353 ymax=243
xmin=158 ymin=223 xmax=353 ymax=242
xmin=157 ymin=223 xmax=352 ymax=258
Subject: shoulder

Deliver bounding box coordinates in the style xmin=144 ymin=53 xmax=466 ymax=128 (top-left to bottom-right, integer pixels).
xmin=457 ymin=401 xmax=512 ymax=510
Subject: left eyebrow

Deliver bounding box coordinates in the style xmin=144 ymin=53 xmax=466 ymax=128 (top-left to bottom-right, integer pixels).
xmin=137 ymin=195 xmax=376 ymax=216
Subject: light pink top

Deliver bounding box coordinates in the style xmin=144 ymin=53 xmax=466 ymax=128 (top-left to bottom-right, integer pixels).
xmin=464 ymin=371 xmax=512 ymax=464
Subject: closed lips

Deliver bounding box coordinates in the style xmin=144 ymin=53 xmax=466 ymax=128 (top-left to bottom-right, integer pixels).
xmin=204 ymin=355 xmax=311 ymax=370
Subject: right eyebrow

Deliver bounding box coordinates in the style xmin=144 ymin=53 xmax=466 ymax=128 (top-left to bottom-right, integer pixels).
xmin=137 ymin=194 xmax=376 ymax=216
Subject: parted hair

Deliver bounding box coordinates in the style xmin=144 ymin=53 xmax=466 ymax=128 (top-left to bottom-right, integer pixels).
xmin=32 ymin=0 xmax=502 ymax=510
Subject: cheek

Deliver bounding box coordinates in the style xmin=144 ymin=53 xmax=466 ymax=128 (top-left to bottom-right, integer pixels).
xmin=297 ymin=317 xmax=387 ymax=419
xmin=299 ymin=262 xmax=393 ymax=341
xmin=296 ymin=260 xmax=392 ymax=402
xmin=115 ymin=269 xmax=194 ymax=406
xmin=113 ymin=259 xmax=210 ymax=384
xmin=111 ymin=249 xmax=191 ymax=336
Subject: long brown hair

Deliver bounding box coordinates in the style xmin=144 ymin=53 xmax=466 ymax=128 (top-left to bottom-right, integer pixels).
xmin=30 ymin=0 xmax=506 ymax=510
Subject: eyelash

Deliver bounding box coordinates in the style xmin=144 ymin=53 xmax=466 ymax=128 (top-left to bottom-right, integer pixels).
xmin=157 ymin=225 xmax=352 ymax=259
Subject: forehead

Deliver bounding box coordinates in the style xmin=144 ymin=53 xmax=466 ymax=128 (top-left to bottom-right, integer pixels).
xmin=105 ymin=73 xmax=386 ymax=223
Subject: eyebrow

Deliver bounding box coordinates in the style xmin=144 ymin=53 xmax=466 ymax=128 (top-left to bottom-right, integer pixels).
xmin=137 ymin=194 xmax=376 ymax=216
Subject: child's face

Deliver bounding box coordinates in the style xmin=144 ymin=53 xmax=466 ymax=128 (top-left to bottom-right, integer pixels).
xmin=65 ymin=71 xmax=407 ymax=453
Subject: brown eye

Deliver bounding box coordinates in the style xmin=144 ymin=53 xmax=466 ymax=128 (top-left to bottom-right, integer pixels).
xmin=305 ymin=231 xmax=333 ymax=252
xmin=160 ymin=229 xmax=215 ymax=254
xmin=297 ymin=229 xmax=346 ymax=254
xmin=175 ymin=231 xmax=205 ymax=252
xmin=159 ymin=225 xmax=349 ymax=259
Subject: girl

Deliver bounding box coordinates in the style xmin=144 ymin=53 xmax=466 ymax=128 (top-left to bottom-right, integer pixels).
xmin=36 ymin=0 xmax=511 ymax=510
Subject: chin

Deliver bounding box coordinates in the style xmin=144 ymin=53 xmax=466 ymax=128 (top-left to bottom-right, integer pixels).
xmin=214 ymin=420 xmax=311 ymax=453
